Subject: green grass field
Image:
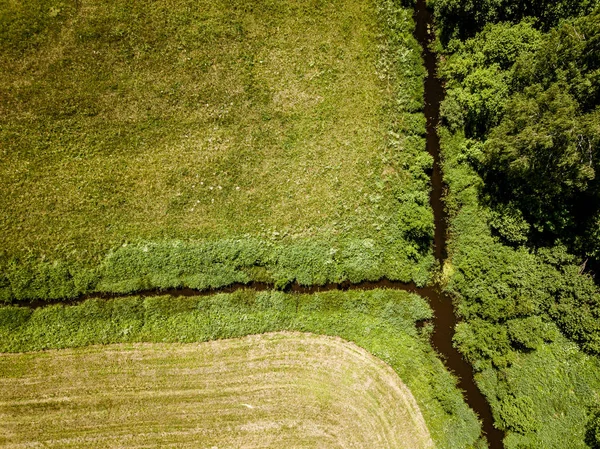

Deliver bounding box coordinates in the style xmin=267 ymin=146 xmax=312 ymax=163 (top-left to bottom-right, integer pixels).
xmin=0 ymin=333 xmax=435 ymax=448
xmin=0 ymin=289 xmax=484 ymax=448
xmin=0 ymin=0 xmax=431 ymax=301
xmin=0 ymin=2 xmax=479 ymax=448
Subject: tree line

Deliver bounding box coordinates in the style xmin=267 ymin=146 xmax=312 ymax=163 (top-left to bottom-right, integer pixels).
xmin=434 ymin=1 xmax=600 ymax=446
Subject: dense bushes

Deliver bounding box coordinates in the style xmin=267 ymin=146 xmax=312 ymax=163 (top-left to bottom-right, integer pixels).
xmin=0 ymin=237 xmax=434 ymax=303
xmin=440 ymin=12 xmax=600 ymax=251
xmin=0 ymin=289 xmax=484 ymax=449
xmin=587 ymin=409 xmax=600 ymax=449
xmin=442 ymin=194 xmax=600 ymax=447
xmin=435 ymin=2 xmax=600 ymax=447
xmin=432 ymin=0 xmax=599 ymax=42
xmin=439 ymin=10 xmax=600 ymax=352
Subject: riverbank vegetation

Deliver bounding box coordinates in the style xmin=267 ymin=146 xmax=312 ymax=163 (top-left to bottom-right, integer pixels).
xmin=433 ymin=1 xmax=600 ymax=447
xmin=0 ymin=0 xmax=431 ymax=302
xmin=7 ymin=0 xmax=600 ymax=447
xmin=0 ymin=289 xmax=484 ymax=448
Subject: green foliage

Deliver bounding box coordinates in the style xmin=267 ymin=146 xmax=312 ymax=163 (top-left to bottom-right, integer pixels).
xmin=0 ymin=237 xmax=435 ymax=302
xmin=433 ymin=0 xmax=598 ymax=42
xmin=440 ymin=65 xmax=509 ymax=136
xmin=488 ymin=204 xmax=530 ymax=245
xmin=0 ymin=306 xmax=32 ymax=331
xmin=454 ymin=319 xmax=512 ymax=370
xmin=439 ymin=3 xmax=600 ymax=373
xmin=507 ymin=316 xmax=555 ymax=350
xmin=440 ymin=12 xmax=600 ymax=251
xmin=587 ymin=408 xmax=600 ymax=449
xmin=0 ymin=289 xmax=482 ymax=449
xmin=543 ymin=259 xmax=600 ymax=355
xmin=439 ymin=21 xmax=542 ymax=134
xmin=468 ymin=323 xmax=600 ymax=448
xmin=437 ymin=4 xmax=600 ymax=445
xmin=498 ymin=395 xmax=539 ymax=434
xmin=483 ymin=84 xmax=598 ymax=237
xmin=397 ymin=201 xmax=435 ymax=251
xmin=512 ymin=10 xmax=600 ymax=111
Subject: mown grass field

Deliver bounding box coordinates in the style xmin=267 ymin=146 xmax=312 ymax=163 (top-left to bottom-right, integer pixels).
xmin=0 ymin=0 xmax=431 ymax=301
xmin=0 ymin=332 xmax=434 ymax=448
xmin=0 ymin=289 xmax=484 ymax=448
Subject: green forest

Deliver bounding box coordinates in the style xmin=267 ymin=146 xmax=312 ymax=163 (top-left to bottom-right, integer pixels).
xmin=434 ymin=0 xmax=600 ymax=446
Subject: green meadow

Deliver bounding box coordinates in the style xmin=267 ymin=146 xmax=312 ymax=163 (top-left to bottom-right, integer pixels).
xmin=0 ymin=0 xmax=432 ymax=301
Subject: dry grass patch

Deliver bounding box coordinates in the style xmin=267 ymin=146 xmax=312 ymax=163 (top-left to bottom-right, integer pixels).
xmin=0 ymin=332 xmax=434 ymax=448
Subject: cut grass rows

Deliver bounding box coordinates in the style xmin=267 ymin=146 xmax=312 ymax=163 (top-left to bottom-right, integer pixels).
xmin=0 ymin=332 xmax=434 ymax=449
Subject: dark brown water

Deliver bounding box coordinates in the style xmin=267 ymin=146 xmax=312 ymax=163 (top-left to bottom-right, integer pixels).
xmin=414 ymin=0 xmax=447 ymax=263
xmin=413 ymin=0 xmax=504 ymax=447
xmin=21 ymin=3 xmax=503 ymax=446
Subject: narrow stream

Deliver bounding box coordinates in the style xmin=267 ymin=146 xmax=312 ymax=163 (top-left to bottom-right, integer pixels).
xmin=413 ymin=0 xmax=504 ymax=447
xmin=19 ymin=3 xmax=504 ymax=446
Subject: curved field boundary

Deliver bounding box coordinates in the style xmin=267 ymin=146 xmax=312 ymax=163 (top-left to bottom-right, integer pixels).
xmin=0 ymin=288 xmax=483 ymax=449
xmin=0 ymin=332 xmax=434 ymax=449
